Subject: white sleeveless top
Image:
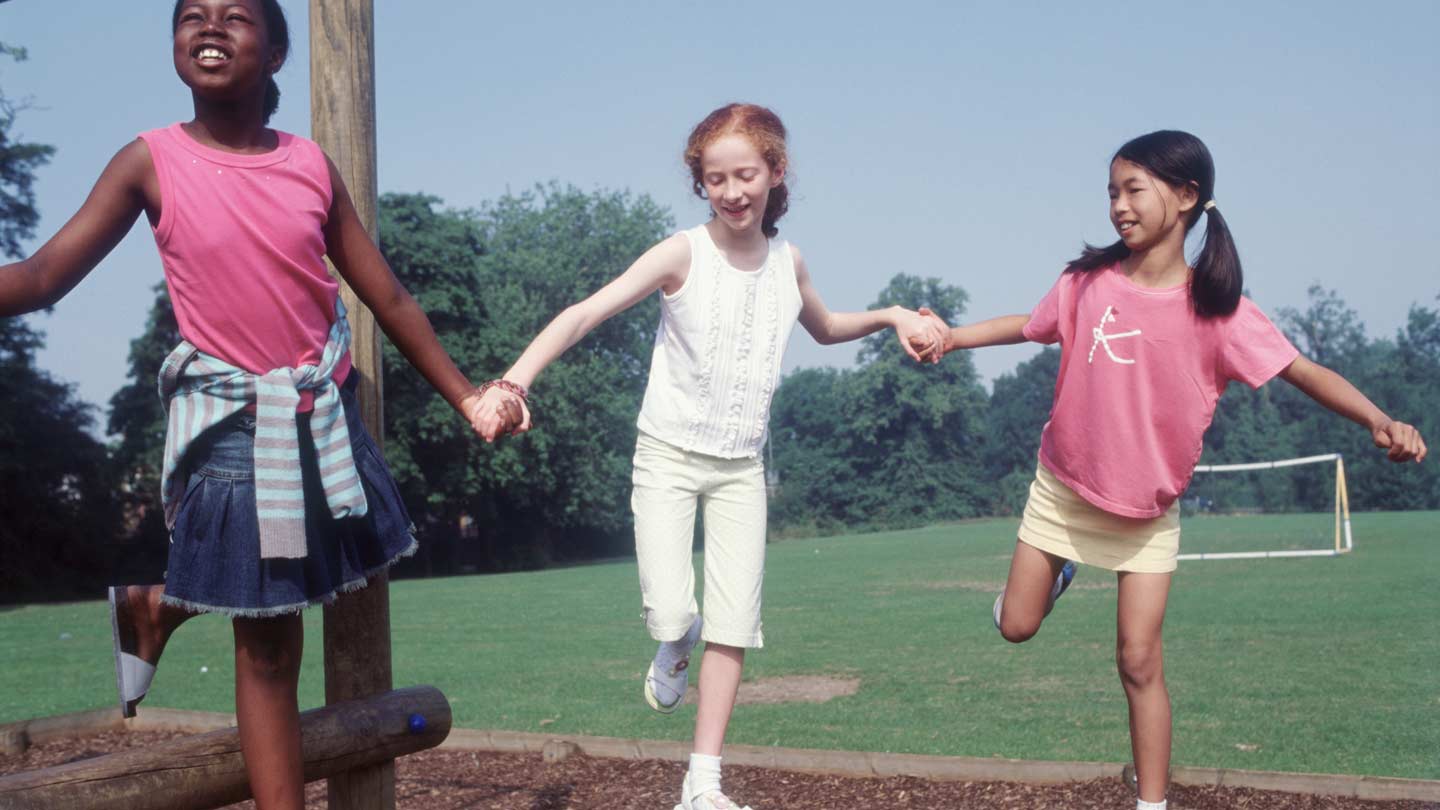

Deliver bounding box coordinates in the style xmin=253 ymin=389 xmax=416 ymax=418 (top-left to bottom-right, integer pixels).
xmin=636 ymin=225 xmax=804 ymax=459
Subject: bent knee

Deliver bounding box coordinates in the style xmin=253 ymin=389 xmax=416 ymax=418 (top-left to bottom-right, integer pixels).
xmin=998 ymin=615 xmax=1041 ymax=644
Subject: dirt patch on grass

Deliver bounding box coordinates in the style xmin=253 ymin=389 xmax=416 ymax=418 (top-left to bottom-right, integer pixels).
xmin=682 ymin=675 xmax=862 ymax=706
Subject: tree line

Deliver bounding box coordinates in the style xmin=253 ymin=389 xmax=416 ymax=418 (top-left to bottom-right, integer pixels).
xmin=3 ymin=67 xmax=1436 ymax=600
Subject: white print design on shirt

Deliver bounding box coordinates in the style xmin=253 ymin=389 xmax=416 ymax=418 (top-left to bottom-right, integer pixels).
xmin=1088 ymin=305 xmax=1142 ymax=365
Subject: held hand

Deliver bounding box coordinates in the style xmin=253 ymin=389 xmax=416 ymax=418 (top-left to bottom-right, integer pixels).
xmin=1372 ymin=419 xmax=1427 ymax=463
xmin=465 ymin=385 xmax=532 ymax=443
xmin=893 ymin=307 xmax=947 ymax=364
xmin=912 ymin=307 xmax=951 ymax=363
xmin=460 ymin=387 xmax=504 ymax=443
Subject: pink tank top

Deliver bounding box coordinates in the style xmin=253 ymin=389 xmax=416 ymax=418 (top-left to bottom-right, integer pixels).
xmin=139 ymin=124 xmax=351 ymax=409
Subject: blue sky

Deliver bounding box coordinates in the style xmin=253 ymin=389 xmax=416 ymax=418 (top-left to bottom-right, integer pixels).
xmin=3 ymin=1 xmax=1437 ymax=424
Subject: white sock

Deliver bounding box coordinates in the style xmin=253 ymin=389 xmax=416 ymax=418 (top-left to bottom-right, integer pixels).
xmin=688 ymin=752 xmax=722 ymax=797
xmin=659 ymin=637 xmax=687 ymax=664
xmin=1136 ymin=799 xmax=1166 ymax=810
xmin=660 ymin=618 xmax=701 ymax=663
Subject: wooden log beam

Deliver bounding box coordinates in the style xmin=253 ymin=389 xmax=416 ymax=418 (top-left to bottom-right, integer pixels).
xmin=309 ymin=2 xmax=395 ymax=808
xmin=0 ymin=686 xmax=450 ymax=810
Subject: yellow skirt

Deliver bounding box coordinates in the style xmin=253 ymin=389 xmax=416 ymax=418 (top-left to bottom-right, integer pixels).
xmin=1018 ymin=464 xmax=1180 ymax=573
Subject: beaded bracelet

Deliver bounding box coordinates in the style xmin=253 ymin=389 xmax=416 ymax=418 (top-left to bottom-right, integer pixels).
xmin=478 ymin=379 xmax=529 ymax=402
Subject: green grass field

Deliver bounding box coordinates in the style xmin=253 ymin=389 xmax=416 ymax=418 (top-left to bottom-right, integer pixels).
xmin=3 ymin=511 xmax=1437 ymax=779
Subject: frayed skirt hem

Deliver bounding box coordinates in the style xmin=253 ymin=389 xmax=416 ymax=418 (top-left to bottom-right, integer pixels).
xmin=159 ymin=536 xmax=418 ymax=618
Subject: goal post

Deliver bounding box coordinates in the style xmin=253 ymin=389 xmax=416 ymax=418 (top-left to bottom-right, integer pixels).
xmin=1178 ymin=453 xmax=1353 ymax=562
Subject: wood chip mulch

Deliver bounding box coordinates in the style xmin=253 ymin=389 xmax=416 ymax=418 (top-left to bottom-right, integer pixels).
xmin=2 ymin=731 xmax=1436 ymax=809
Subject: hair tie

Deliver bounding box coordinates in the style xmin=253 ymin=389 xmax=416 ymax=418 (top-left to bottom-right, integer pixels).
xmin=1203 ymin=200 xmax=1217 ymax=212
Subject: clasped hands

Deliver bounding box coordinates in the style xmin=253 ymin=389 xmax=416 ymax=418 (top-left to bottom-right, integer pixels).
xmin=461 ymin=383 xmax=532 ymax=443
xmin=901 ymin=306 xmax=951 ymax=364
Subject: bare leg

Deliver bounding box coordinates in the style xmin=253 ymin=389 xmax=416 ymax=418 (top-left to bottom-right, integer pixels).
xmin=233 ymin=614 xmax=306 ymax=810
xmin=1116 ymin=571 xmax=1172 ymax=805
xmin=692 ymin=642 xmax=745 ymax=756
xmin=120 ymin=584 xmax=196 ymax=664
xmin=996 ymin=540 xmax=1068 ymax=643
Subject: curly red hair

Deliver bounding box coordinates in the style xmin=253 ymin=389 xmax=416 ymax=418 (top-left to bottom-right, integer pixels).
xmin=684 ymin=103 xmax=790 ymax=238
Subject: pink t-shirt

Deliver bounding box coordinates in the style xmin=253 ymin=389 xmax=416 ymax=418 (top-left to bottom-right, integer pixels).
xmin=139 ymin=124 xmax=351 ymax=409
xmin=1022 ymin=266 xmax=1299 ymax=518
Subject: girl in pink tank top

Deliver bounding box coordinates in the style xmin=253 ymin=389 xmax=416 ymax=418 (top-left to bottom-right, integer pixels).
xmin=917 ymin=131 xmax=1427 ymax=810
xmin=0 ymin=2 xmax=509 ymax=807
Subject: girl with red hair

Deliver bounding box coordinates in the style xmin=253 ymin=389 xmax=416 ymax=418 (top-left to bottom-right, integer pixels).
xmin=475 ymin=103 xmax=943 ymax=810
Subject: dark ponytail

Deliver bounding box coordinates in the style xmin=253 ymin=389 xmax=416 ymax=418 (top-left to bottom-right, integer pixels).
xmin=762 ymin=181 xmax=789 ymax=239
xmin=1066 ymin=130 xmax=1242 ymax=318
xmin=1191 ymin=203 xmax=1241 ymax=316
xmin=263 ymin=77 xmax=281 ymax=124
xmin=172 ymin=0 xmax=290 ymax=124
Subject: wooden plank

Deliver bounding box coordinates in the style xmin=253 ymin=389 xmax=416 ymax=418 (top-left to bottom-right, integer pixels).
xmin=0 ymin=687 xmax=450 ymax=810
xmin=309 ymin=2 xmax=394 ymax=809
xmin=0 ymin=709 xmax=125 ymax=751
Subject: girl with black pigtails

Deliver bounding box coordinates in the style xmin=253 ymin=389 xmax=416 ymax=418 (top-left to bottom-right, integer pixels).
xmin=917 ymin=130 xmax=1426 ymax=810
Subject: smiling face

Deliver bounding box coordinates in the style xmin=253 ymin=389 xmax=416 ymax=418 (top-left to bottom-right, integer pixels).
xmin=1107 ymin=158 xmax=1197 ymax=251
xmin=699 ymin=133 xmax=784 ymax=236
xmin=172 ymin=0 xmax=282 ymax=107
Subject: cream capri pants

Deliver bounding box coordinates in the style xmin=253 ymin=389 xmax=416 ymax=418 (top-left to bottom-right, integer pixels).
xmin=632 ymin=431 xmax=767 ymax=649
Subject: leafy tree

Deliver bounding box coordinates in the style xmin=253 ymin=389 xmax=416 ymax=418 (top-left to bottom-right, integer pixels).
xmin=105 ymin=284 xmax=180 ymax=576
xmin=1196 ymin=383 xmax=1299 ymax=512
xmin=1276 ymin=285 xmax=1369 ymax=371
xmin=0 ymin=43 xmax=55 ymax=259
xmin=1390 ymin=297 xmax=1440 ymax=507
xmin=0 ymin=318 xmax=123 ymax=599
xmin=983 ymin=347 xmax=1061 ymax=515
xmin=371 ymin=193 xmax=489 ymax=575
xmin=1 ymin=45 xmax=123 ymax=600
xmin=770 ymin=275 xmax=993 ymax=533
xmin=1272 ymin=287 xmax=1392 ymax=510
xmin=378 ymin=186 xmax=672 ymax=570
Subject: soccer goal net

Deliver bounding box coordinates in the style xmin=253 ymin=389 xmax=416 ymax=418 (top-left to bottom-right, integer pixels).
xmin=1177 ymin=453 xmax=1353 ymax=561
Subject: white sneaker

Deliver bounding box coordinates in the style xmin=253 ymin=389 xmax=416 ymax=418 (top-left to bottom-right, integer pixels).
xmin=109 ymin=585 xmax=157 ymax=718
xmin=644 ymin=616 xmax=702 ymax=713
xmin=674 ymin=770 xmax=754 ymax=810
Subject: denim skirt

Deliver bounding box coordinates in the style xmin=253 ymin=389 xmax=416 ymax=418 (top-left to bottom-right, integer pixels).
xmin=161 ymin=379 xmax=418 ymax=617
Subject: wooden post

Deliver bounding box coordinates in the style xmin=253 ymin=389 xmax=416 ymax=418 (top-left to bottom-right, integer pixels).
xmin=310 ymin=2 xmax=393 ymax=808
xmin=0 ymin=687 xmax=451 ymax=810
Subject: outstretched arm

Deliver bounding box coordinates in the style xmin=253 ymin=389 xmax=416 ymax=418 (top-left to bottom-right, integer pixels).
xmin=1279 ymin=355 xmax=1427 ymax=463
xmin=793 ymin=245 xmax=942 ymax=362
xmin=475 ymin=232 xmax=690 ymax=441
xmin=0 ymin=141 xmax=151 ymax=316
xmin=322 ymin=158 xmax=487 ymax=430
xmin=911 ymin=310 xmax=1030 ymax=361
xmin=941 ymin=313 xmax=1030 ymax=351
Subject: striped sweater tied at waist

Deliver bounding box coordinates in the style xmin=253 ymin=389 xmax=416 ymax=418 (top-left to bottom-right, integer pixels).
xmin=157 ymin=297 xmax=368 ymax=560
